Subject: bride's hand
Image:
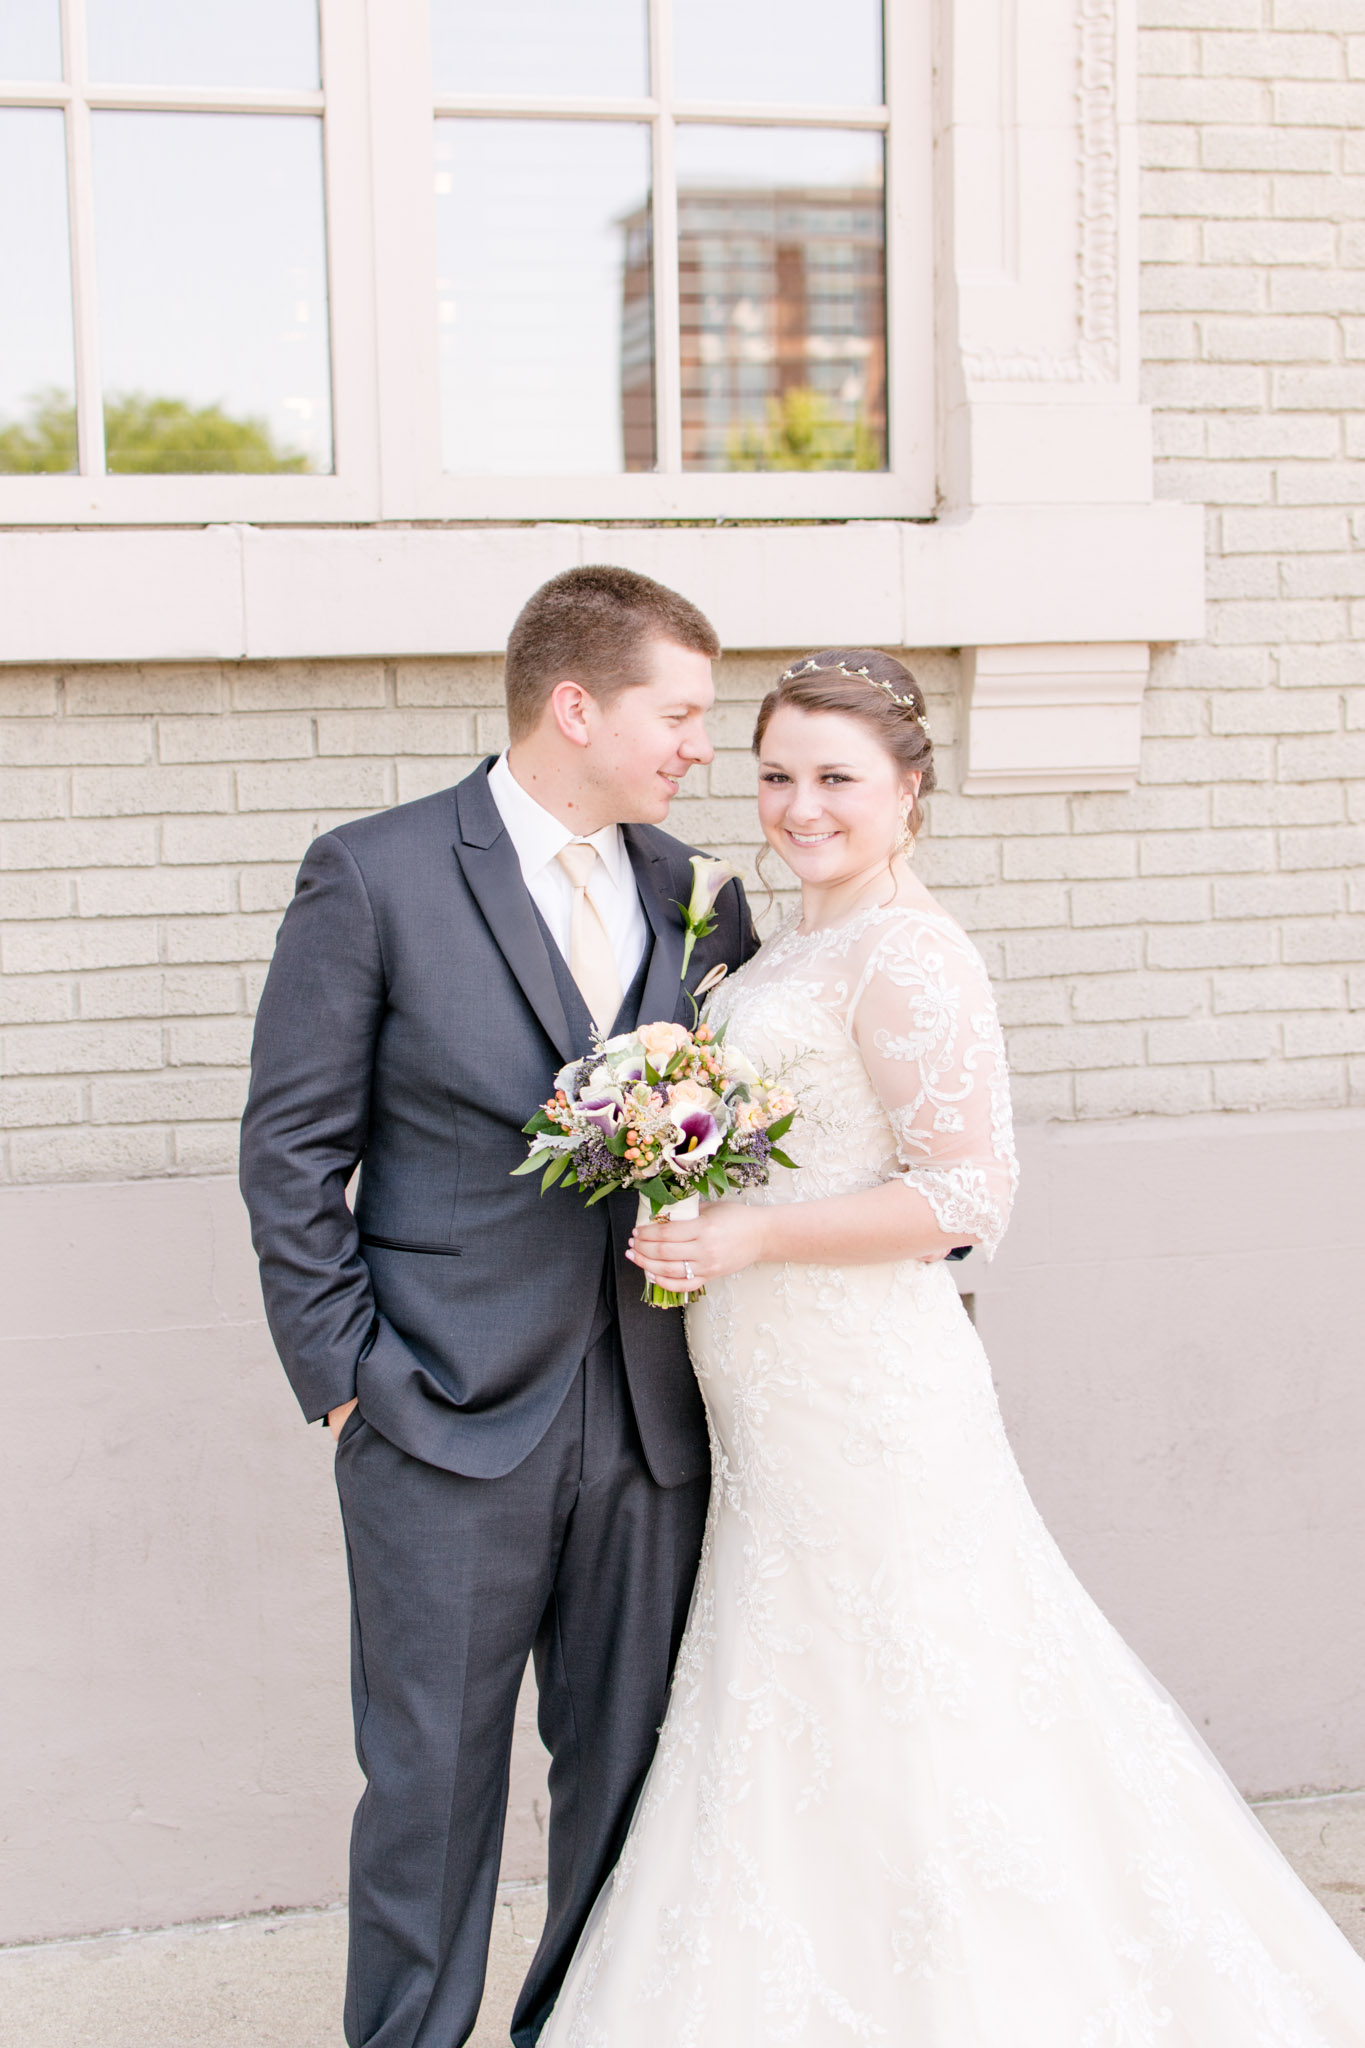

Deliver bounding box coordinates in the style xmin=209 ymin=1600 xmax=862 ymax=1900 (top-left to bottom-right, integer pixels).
xmin=627 ymin=1201 xmax=769 ymax=1291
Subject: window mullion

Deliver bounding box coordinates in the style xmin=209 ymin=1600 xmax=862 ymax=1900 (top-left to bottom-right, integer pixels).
xmin=58 ymin=0 xmax=104 ymax=477
xmin=650 ymin=0 xmax=681 ymax=474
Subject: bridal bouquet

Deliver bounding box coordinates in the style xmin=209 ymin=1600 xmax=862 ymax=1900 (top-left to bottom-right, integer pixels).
xmin=515 ymin=1019 xmax=796 ymax=1309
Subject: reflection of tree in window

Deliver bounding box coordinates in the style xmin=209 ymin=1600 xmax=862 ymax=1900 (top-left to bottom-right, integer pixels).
xmin=620 ymin=181 xmax=886 ymax=473
xmin=0 ymin=389 xmax=313 ymax=474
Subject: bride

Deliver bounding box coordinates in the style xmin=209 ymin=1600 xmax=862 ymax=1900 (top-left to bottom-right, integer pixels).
xmin=538 ymin=649 xmax=1365 ymax=2046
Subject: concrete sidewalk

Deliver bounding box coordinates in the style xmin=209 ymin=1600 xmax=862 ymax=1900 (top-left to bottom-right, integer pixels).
xmin=2 ymin=1795 xmax=1362 ymax=2047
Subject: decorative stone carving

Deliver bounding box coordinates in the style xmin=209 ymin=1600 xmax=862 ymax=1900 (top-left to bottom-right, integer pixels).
xmin=960 ymin=642 xmax=1150 ymax=793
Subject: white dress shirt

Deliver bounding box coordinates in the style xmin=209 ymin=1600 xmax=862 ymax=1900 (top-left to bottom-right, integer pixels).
xmin=486 ymin=752 xmax=651 ymax=992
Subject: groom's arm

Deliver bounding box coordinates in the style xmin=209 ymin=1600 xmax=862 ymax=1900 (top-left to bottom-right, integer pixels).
xmin=239 ymin=831 xmax=387 ymax=1424
xmin=724 ymin=875 xmax=762 ymax=966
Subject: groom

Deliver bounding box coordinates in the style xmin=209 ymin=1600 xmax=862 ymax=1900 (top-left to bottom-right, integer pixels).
xmin=240 ymin=566 xmax=757 ymax=2048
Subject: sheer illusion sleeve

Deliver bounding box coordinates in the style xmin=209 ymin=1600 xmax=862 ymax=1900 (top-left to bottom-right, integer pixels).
xmin=849 ymin=914 xmax=1019 ymax=1259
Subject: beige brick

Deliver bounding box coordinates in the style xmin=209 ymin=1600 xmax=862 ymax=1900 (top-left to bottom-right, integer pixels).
xmin=921 ymin=882 xmax=1069 ymax=931
xmin=1167 ymin=643 xmax=1274 ymax=688
xmin=239 ymin=866 xmax=297 ymax=914
xmin=923 ymin=793 xmax=1071 ymax=837
xmin=315 ymin=710 xmax=475 ymax=757
xmin=1202 ymin=315 xmax=1337 ymax=361
xmin=473 ymin=711 xmax=509 ymax=753
xmin=1139 ymin=28 xmax=1199 ymax=71
xmin=230 ymin=660 xmax=387 ymax=711
xmin=1142 ymin=0 xmax=1261 ymax=22
xmin=1276 ymin=463 xmax=1365 ymax=505
xmin=1146 ymin=922 xmax=1276 ymax=967
xmin=1213 ymin=966 xmax=1344 ymax=1010
xmin=1205 ymin=413 xmax=1337 ymax=458
xmin=76 ymin=869 xmax=230 ymax=918
xmin=1203 ymin=219 xmax=1337 ymax=264
xmin=994 ymin=982 xmax=1070 ymax=1027
xmin=3 ymin=1021 xmax=162 ymax=1076
xmin=1213 ymin=1058 xmax=1344 ymax=1108
xmin=1075 ymin=1066 xmax=1214 ymax=1116
xmin=1211 ymin=599 xmax=1348 ymax=643
xmin=393 ymin=658 xmax=504 ymax=708
xmin=1272 ymin=268 xmax=1365 ymax=310
xmin=0 ymin=768 xmax=66 ymax=820
xmin=1 ymin=919 xmax=158 ymax=975
xmin=160 ymin=813 xmax=314 ymax=865
xmin=63 ymin=666 xmax=224 ymax=716
xmin=0 ymin=670 xmax=60 ymax=716
xmin=1004 ymin=1023 xmax=1144 ymax=1073
xmin=1214 ymin=871 xmax=1345 ymax=916
xmin=662 ymin=795 xmax=773 ymax=847
xmin=1284 ymin=1011 xmax=1365 ymax=1054
xmin=1141 ymin=123 xmax=1201 ymax=167
xmin=1140 ymin=77 xmax=1267 ymax=122
xmin=1213 ymin=781 xmax=1342 ymax=824
xmin=157 ymin=714 xmax=314 ymax=764
xmin=8 ymin=1125 xmax=169 ymax=1181
xmin=1152 ymin=412 xmax=1205 ymax=458
xmin=0 ymin=977 xmax=72 ymax=1025
xmin=1141 ymin=689 xmax=1206 ymax=733
xmin=1007 ymin=1072 xmax=1076 ymax=1123
xmin=1001 ymin=836 xmax=1136 ymax=881
xmin=0 ymin=819 xmax=158 ymax=869
xmin=1070 ymin=877 xmax=1209 ymax=925
xmin=1140 ymin=735 xmax=1274 ymax=782
xmin=1272 ymin=0 xmax=1365 ymax=27
xmin=1154 ymin=458 xmax=1272 ymax=504
xmin=1209 ymin=691 xmax=1340 ymax=732
xmin=1202 ymin=29 xmax=1345 ymax=73
xmin=1350 ymin=965 xmax=1365 ymax=1005
xmin=1272 ymin=77 xmax=1365 ymax=119
xmin=1200 ymin=125 xmax=1336 ymax=171
xmin=234 ymin=761 xmax=391 ymax=812
xmin=1205 ymin=556 xmax=1281 ymax=601
xmin=172 ymin=1123 xmax=241 ymax=1173
xmin=1222 ymin=505 xmax=1350 ymax=551
xmin=1141 ymin=263 xmax=1263 ymax=311
xmin=0 ymin=1080 xmax=84 ymax=1129
xmin=0 ymin=873 xmax=72 ymax=919
xmin=1141 ymin=361 xmax=1266 ymax=407
xmin=89 ymin=1072 xmax=248 ymax=1125
xmin=243 ymin=966 xmax=270 ymax=1011
xmin=1275 ymin=173 xmax=1365 ymax=218
xmin=1276 ymin=642 xmax=1365 ymax=686
xmin=166 ymin=1019 xmax=254 ymax=1067
xmin=1144 ymin=170 xmax=1270 ymax=219
xmin=1139 ymin=826 xmax=1274 ymax=872
xmin=1143 ymin=217 xmax=1201 ymax=263
xmin=1282 ymin=915 xmax=1365 ymax=960
xmin=1279 ymin=823 xmax=1365 ymax=867
xmin=1148 ymin=1015 xmax=1278 ymax=1062
xmin=1002 ymin=929 xmax=1143 ymax=978
xmin=394 ymin=758 xmax=480 ymax=804
xmin=1070 ymin=786 xmax=1208 ymax=831
xmin=162 ymin=914 xmax=281 ymax=965
xmin=1273 ymin=367 xmax=1365 ymax=410
xmin=74 ymin=971 xmax=169 ymax=1020
xmin=0 ymin=719 xmax=149 ymax=767
xmin=1278 ymin=731 xmax=1365 ymax=777
xmin=709 ymin=752 xmax=760 ymax=798
xmin=1069 ymin=972 xmax=1205 ymax=1020
xmin=72 ymin=766 xmax=231 ymax=816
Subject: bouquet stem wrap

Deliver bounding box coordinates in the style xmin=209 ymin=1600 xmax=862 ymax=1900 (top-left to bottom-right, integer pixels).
xmin=635 ymin=1189 xmax=701 ymax=1310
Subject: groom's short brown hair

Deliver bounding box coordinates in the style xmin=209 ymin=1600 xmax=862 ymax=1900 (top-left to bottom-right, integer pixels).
xmin=504 ymin=564 xmax=721 ymax=741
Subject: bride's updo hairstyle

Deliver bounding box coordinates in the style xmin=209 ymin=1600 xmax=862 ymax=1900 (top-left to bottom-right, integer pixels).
xmin=752 ymin=648 xmax=935 ymax=841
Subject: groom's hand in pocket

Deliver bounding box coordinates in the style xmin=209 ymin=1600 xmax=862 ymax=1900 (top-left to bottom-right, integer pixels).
xmin=327 ymin=1398 xmax=359 ymax=1441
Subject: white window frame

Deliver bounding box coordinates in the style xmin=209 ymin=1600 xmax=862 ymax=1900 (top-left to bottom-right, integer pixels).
xmin=0 ymin=0 xmax=931 ymax=526
xmin=0 ymin=0 xmax=380 ymax=524
xmin=372 ymin=0 xmax=934 ymax=521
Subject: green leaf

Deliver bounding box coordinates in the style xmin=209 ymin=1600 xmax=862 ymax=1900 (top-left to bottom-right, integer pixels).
xmin=522 ymin=1110 xmax=556 ymax=1136
xmin=768 ymin=1146 xmax=797 ymax=1171
xmin=540 ymin=1153 xmax=571 ymax=1194
xmin=605 ymin=1128 xmax=629 ymax=1156
xmin=584 ymin=1180 xmax=623 ymax=1207
xmin=765 ymin=1111 xmax=795 ymax=1142
xmin=511 ymin=1150 xmax=553 ymax=1177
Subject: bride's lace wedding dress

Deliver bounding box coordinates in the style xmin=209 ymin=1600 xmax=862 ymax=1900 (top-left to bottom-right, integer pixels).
xmin=541 ymin=900 xmax=1365 ymax=2047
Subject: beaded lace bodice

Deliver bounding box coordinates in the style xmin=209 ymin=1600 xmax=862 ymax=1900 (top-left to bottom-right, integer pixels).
xmin=707 ymin=899 xmax=1019 ymax=1257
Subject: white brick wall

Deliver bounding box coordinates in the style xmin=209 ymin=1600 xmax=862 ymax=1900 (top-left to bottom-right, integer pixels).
xmin=2 ymin=8 xmax=1364 ymax=1179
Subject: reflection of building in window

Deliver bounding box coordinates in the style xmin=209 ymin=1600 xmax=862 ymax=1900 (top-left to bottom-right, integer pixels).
xmin=620 ymin=208 xmax=656 ymax=473
xmin=620 ymin=183 xmax=886 ymax=472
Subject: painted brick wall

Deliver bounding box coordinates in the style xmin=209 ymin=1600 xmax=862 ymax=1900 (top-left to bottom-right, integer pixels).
xmin=2 ymin=10 xmax=1365 ymax=1182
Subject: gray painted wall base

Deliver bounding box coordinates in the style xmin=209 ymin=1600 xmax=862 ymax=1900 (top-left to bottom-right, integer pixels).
xmin=1 ymin=1106 xmax=1361 ymax=1943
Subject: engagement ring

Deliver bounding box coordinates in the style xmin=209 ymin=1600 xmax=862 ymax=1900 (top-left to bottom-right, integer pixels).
xmin=684 ymin=1262 xmax=695 ymax=1285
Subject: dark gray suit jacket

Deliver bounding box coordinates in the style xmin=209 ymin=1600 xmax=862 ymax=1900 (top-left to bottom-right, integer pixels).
xmin=239 ymin=759 xmax=758 ymax=1487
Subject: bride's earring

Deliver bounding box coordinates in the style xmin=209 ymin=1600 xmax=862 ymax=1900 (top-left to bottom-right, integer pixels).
xmin=895 ymin=804 xmax=914 ymax=861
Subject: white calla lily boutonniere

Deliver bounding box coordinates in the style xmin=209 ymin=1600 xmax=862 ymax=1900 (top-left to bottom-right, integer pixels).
xmin=679 ymin=854 xmax=741 ymax=980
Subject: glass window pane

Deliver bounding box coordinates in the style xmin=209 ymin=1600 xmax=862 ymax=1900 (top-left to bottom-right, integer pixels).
xmin=436 ymin=120 xmax=654 ymax=476
xmin=675 ymin=126 xmax=886 ymax=473
xmin=0 ymin=110 xmax=76 ymax=474
xmin=675 ymin=0 xmax=883 ymax=106
xmin=0 ymin=0 xmax=62 ymax=80
xmin=86 ymin=0 xmax=319 ymax=89
xmin=430 ymin=0 xmax=647 ymax=99
xmin=92 ymin=113 xmax=332 ymax=474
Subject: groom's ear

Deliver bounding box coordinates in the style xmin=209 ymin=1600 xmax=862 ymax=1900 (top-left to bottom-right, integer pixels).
xmin=547 ymin=679 xmax=595 ymax=750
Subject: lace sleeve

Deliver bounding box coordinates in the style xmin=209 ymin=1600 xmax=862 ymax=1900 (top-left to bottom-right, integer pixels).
xmin=848 ymin=914 xmax=1019 ymax=1259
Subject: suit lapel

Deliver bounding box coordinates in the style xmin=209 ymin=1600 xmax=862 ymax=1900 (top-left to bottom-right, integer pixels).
xmin=625 ymin=826 xmax=688 ymax=1026
xmin=452 ymin=764 xmax=576 ymax=1064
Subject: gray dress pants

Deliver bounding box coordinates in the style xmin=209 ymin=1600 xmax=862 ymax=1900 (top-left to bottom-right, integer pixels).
xmin=333 ymin=1322 xmax=710 ymax=2048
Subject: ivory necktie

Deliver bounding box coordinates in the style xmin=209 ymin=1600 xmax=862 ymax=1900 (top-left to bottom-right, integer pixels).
xmin=555 ymin=841 xmax=623 ymax=1032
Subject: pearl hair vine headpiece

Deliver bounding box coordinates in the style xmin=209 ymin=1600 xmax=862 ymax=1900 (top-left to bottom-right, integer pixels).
xmin=776 ymin=656 xmax=933 ymax=737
